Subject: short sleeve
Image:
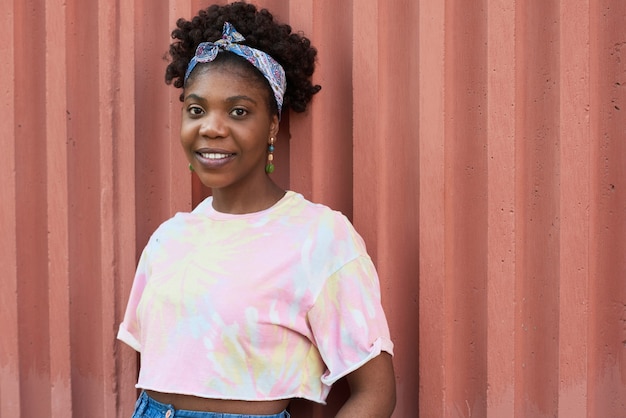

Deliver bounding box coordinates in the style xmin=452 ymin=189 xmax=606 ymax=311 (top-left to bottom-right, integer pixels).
xmin=307 ymin=255 xmax=394 ymax=386
xmin=117 ymin=247 xmax=151 ymax=352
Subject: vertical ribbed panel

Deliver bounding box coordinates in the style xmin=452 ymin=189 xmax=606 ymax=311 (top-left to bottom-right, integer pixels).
xmin=1 ymin=0 xmax=624 ymax=417
xmin=418 ymin=0 xmax=446 ymax=416
xmin=1 ymin=0 xmax=141 ymax=416
xmin=415 ymin=1 xmax=626 ymax=417
xmin=486 ymin=1 xmax=516 ymax=416
xmin=557 ymin=1 xmax=590 ymax=416
xmin=0 ymin=0 xmax=19 ymax=416
xmin=46 ymin=0 xmax=71 ymax=414
xmin=588 ymin=0 xmax=626 ymax=415
xmin=353 ymin=1 xmax=421 ymax=417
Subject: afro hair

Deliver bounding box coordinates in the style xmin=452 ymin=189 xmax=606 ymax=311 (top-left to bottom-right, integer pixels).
xmin=165 ymin=1 xmax=321 ymax=113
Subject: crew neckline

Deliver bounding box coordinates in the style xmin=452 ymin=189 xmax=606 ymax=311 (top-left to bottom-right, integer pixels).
xmin=196 ymin=190 xmax=298 ymax=220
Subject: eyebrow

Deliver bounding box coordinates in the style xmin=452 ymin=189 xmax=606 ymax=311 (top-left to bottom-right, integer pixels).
xmin=225 ymin=95 xmax=258 ymax=105
xmin=184 ymin=93 xmax=205 ymax=102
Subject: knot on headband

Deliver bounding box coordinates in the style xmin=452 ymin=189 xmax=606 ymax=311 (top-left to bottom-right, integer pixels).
xmin=184 ymin=22 xmax=287 ymax=116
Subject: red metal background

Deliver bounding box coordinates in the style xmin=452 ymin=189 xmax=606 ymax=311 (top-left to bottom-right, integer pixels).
xmin=1 ymin=0 xmax=624 ymax=417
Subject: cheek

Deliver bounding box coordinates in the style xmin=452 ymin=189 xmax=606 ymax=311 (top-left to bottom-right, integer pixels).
xmin=179 ymin=122 xmax=195 ymax=146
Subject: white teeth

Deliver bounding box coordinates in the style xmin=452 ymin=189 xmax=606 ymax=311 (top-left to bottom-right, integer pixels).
xmin=200 ymin=153 xmax=230 ymax=159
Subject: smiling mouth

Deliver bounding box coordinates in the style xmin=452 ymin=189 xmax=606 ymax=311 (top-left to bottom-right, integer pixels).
xmin=200 ymin=152 xmax=234 ymax=159
xmin=194 ymin=150 xmax=236 ymax=169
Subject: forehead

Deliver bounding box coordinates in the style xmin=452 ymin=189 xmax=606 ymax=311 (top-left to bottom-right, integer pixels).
xmin=185 ymin=57 xmax=271 ymax=98
xmin=186 ymin=65 xmax=263 ymax=93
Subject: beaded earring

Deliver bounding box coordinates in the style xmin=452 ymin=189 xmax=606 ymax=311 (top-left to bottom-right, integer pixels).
xmin=188 ymin=163 xmax=194 ymax=172
xmin=265 ymin=137 xmax=275 ymax=174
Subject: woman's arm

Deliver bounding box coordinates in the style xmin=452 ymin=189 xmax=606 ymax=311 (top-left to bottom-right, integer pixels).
xmin=336 ymin=352 xmax=396 ymax=418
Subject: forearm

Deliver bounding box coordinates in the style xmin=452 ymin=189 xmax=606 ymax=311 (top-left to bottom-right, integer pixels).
xmin=336 ymin=352 xmax=396 ymax=418
xmin=335 ymin=391 xmax=395 ymax=418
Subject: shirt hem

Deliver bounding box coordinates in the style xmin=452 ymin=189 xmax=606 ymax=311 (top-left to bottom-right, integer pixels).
xmin=134 ymin=385 xmax=328 ymax=406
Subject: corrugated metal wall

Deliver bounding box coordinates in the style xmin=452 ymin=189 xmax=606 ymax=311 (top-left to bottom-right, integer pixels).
xmin=1 ymin=0 xmax=624 ymax=417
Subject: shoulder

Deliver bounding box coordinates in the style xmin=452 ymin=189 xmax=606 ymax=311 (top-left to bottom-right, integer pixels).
xmin=143 ymin=210 xmax=206 ymax=257
xmin=288 ymin=193 xmax=359 ymax=232
xmin=286 ymin=192 xmax=369 ymax=261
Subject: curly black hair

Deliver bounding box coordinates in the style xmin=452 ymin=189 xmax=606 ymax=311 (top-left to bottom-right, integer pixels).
xmin=165 ymin=1 xmax=321 ymax=113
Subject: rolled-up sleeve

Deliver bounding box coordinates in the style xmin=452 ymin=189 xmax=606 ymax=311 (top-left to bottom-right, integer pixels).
xmin=307 ymin=255 xmax=394 ymax=386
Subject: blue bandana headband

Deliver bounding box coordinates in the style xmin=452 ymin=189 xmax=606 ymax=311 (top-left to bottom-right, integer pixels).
xmin=184 ymin=22 xmax=287 ymax=116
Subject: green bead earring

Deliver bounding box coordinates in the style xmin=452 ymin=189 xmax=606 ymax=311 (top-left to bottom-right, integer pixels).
xmin=265 ymin=137 xmax=275 ymax=174
xmin=189 ymin=163 xmax=194 ymax=172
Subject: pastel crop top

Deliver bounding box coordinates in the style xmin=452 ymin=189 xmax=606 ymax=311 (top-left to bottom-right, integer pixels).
xmin=117 ymin=191 xmax=393 ymax=404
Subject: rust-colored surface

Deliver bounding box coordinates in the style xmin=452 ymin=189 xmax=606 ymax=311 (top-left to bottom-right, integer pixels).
xmin=1 ymin=0 xmax=625 ymax=417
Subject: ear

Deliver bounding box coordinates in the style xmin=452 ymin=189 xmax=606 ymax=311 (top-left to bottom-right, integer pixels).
xmin=269 ymin=114 xmax=280 ymax=140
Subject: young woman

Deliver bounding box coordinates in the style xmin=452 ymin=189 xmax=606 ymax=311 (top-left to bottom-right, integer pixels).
xmin=118 ymin=2 xmax=396 ymax=417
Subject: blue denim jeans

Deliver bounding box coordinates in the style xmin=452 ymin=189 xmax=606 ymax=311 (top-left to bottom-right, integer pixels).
xmin=131 ymin=391 xmax=291 ymax=418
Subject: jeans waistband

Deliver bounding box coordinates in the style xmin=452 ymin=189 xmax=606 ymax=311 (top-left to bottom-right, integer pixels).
xmin=133 ymin=391 xmax=290 ymax=418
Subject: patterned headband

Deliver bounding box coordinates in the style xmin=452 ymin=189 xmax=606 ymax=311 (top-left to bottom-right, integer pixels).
xmin=184 ymin=22 xmax=287 ymax=116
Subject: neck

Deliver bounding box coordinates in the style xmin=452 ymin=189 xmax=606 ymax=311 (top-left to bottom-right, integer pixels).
xmin=210 ymin=179 xmax=285 ymax=214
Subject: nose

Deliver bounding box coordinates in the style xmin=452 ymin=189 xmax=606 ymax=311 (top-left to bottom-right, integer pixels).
xmin=198 ymin=111 xmax=228 ymax=138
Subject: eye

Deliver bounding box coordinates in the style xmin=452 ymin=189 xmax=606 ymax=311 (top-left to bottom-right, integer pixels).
xmin=187 ymin=105 xmax=204 ymax=117
xmin=230 ymin=108 xmax=248 ymax=117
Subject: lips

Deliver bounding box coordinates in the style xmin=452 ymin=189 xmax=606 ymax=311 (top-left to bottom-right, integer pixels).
xmin=194 ymin=148 xmax=236 ymax=169
xmin=200 ymin=152 xmax=232 ymax=160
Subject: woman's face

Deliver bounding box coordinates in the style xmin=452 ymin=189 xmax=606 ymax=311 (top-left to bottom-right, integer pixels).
xmin=181 ymin=64 xmax=279 ymax=193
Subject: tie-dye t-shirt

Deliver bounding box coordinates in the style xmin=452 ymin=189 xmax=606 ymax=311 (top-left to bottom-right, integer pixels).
xmin=117 ymin=191 xmax=393 ymax=404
